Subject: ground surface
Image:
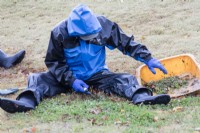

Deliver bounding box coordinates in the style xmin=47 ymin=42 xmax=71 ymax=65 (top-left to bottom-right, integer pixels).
xmin=0 ymin=0 xmax=200 ymax=133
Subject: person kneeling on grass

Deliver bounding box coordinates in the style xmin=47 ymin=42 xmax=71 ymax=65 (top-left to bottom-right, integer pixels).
xmin=0 ymin=4 xmax=170 ymax=113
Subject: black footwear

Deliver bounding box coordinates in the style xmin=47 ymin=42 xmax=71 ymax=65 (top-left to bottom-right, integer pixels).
xmin=132 ymin=92 xmax=171 ymax=105
xmin=0 ymin=98 xmax=36 ymax=113
xmin=0 ymin=49 xmax=26 ymax=69
xmin=0 ymin=98 xmax=35 ymax=113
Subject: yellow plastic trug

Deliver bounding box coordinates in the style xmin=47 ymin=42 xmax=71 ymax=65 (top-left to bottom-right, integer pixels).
xmin=136 ymin=54 xmax=200 ymax=85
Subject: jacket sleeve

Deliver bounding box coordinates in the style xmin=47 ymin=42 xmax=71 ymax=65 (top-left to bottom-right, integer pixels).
xmin=104 ymin=18 xmax=152 ymax=63
xmin=44 ymin=31 xmax=75 ymax=87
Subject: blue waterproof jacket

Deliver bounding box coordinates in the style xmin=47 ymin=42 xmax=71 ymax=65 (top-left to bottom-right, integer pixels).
xmin=45 ymin=5 xmax=152 ymax=87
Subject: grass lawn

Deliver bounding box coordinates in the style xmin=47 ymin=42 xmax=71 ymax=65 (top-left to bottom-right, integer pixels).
xmin=1 ymin=93 xmax=200 ymax=133
xmin=0 ymin=0 xmax=200 ymax=132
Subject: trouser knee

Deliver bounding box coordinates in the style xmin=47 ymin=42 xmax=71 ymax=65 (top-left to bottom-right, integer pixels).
xmin=111 ymin=74 xmax=152 ymax=100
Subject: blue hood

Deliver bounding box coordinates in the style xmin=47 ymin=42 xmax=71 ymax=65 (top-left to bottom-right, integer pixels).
xmin=67 ymin=4 xmax=102 ymax=37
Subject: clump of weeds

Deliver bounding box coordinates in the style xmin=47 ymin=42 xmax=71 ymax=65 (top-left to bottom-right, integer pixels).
xmin=144 ymin=76 xmax=188 ymax=94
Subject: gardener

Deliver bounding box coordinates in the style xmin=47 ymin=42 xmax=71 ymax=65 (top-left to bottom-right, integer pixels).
xmin=0 ymin=4 xmax=170 ymax=113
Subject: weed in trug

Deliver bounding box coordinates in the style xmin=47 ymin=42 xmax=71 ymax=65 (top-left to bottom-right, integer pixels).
xmin=144 ymin=76 xmax=188 ymax=94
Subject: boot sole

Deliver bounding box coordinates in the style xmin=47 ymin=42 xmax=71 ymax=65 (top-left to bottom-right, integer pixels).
xmin=0 ymin=98 xmax=33 ymax=113
xmin=135 ymin=94 xmax=171 ymax=105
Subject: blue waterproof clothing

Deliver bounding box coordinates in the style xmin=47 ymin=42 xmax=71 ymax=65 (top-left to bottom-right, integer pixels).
xmin=45 ymin=16 xmax=152 ymax=87
xmin=64 ymin=39 xmax=108 ymax=80
xmin=61 ymin=4 xmax=108 ymax=80
xmin=45 ymin=5 xmax=152 ymax=87
xmin=67 ymin=4 xmax=102 ymax=36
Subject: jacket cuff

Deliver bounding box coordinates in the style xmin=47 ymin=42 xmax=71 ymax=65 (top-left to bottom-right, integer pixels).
xmin=144 ymin=55 xmax=153 ymax=64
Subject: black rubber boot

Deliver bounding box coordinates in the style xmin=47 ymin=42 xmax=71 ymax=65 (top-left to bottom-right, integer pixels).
xmin=0 ymin=49 xmax=25 ymax=69
xmin=0 ymin=93 xmax=36 ymax=113
xmin=132 ymin=91 xmax=171 ymax=105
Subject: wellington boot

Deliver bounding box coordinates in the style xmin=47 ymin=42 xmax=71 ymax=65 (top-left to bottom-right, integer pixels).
xmin=132 ymin=92 xmax=171 ymax=105
xmin=0 ymin=94 xmax=36 ymax=113
xmin=0 ymin=49 xmax=25 ymax=68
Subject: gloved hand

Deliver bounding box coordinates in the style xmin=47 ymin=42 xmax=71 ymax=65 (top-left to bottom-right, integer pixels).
xmin=72 ymin=79 xmax=91 ymax=94
xmin=146 ymin=58 xmax=168 ymax=74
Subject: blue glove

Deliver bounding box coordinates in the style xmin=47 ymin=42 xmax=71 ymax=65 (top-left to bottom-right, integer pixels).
xmin=72 ymin=79 xmax=91 ymax=94
xmin=146 ymin=58 xmax=168 ymax=74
